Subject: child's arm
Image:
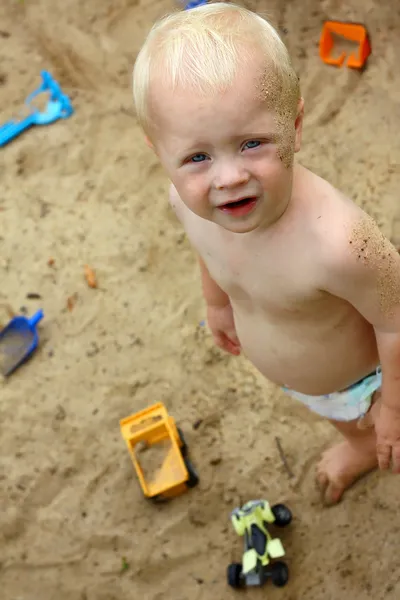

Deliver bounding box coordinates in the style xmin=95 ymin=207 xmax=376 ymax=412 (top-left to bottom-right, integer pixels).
xmin=198 ymin=256 xmax=241 ymax=355
xmin=321 ymin=215 xmax=400 ymax=472
xmin=198 ymin=256 xmax=230 ymax=307
xmin=168 ymin=184 xmax=240 ymax=354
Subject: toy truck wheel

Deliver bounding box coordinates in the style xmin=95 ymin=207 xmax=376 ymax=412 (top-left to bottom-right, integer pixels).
xmin=227 ymin=563 xmax=243 ymax=588
xmin=149 ymin=493 xmax=168 ymax=504
xmin=271 ymin=504 xmax=292 ymax=527
xmin=271 ymin=561 xmax=289 ymax=587
xmin=177 ymin=427 xmax=188 ymax=456
xmin=184 ymin=456 xmax=199 ymax=488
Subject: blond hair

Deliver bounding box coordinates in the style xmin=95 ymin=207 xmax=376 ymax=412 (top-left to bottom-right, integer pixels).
xmin=133 ymin=2 xmax=300 ymax=133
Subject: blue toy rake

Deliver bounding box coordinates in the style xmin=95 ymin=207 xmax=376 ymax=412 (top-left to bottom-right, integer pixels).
xmin=0 ymin=71 xmax=73 ymax=147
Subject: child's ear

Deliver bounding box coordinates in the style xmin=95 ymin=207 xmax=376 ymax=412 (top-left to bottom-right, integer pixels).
xmin=294 ymin=97 xmax=304 ymax=153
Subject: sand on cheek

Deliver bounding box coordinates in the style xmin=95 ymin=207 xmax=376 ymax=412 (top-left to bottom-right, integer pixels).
xmin=257 ymin=68 xmax=299 ymax=168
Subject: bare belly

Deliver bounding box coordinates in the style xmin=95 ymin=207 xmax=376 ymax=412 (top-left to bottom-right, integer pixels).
xmin=233 ymin=302 xmax=379 ymax=395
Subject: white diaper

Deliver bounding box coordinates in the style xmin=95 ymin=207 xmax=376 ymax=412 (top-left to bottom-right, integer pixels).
xmin=283 ymin=368 xmax=382 ymax=422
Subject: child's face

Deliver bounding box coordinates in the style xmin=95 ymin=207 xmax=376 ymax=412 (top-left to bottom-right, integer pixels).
xmin=149 ymin=62 xmax=303 ymax=234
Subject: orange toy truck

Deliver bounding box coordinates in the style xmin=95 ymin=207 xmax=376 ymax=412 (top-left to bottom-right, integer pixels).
xmin=120 ymin=402 xmax=199 ymax=500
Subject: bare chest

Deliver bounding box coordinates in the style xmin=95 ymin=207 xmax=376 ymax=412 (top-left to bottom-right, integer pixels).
xmin=187 ymin=220 xmax=322 ymax=314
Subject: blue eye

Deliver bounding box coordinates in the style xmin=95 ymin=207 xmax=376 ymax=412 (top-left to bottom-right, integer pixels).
xmin=190 ymin=153 xmax=208 ymax=163
xmin=244 ymin=140 xmax=261 ymax=149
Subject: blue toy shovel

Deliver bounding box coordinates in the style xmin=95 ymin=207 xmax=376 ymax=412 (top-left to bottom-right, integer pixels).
xmin=0 ymin=309 xmax=44 ymax=376
xmin=0 ymin=71 xmax=73 ymax=147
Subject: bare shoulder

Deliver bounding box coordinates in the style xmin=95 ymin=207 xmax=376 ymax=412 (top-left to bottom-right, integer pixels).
xmin=311 ymin=179 xmax=399 ymax=290
xmin=168 ymin=183 xmax=185 ymax=222
xmin=307 ymin=180 xmax=400 ymax=328
xmin=296 ymin=169 xmax=365 ymax=257
xmin=292 ymin=167 xmax=398 ymax=284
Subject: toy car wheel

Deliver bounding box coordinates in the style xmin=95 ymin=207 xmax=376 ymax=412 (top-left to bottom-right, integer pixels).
xmin=184 ymin=456 xmax=199 ymax=488
xmin=271 ymin=504 xmax=292 ymax=527
xmin=177 ymin=427 xmax=188 ymax=456
xmin=271 ymin=561 xmax=289 ymax=587
xmin=227 ymin=563 xmax=243 ymax=588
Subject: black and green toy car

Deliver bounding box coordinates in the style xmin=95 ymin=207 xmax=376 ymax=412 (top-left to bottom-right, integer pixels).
xmin=227 ymin=499 xmax=292 ymax=589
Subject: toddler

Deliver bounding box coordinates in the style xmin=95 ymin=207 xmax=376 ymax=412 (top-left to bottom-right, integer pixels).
xmin=132 ymin=2 xmax=400 ymax=504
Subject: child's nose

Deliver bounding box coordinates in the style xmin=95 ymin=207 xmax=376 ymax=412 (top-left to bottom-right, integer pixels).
xmin=214 ymin=161 xmax=250 ymax=190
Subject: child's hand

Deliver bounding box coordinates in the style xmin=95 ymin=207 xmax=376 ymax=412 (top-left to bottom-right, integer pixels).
xmin=206 ymin=303 xmax=241 ymax=356
xmin=375 ymin=403 xmax=400 ymax=473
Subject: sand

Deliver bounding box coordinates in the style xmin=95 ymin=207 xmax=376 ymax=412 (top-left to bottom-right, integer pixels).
xmin=1 ymin=0 xmax=400 ymax=598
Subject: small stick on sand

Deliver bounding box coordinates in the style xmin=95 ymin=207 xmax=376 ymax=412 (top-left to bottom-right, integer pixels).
xmin=275 ymin=436 xmax=294 ymax=479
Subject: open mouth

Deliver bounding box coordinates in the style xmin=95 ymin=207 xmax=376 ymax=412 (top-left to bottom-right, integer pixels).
xmin=225 ymin=198 xmax=255 ymax=208
xmin=218 ymin=197 xmax=258 ymax=216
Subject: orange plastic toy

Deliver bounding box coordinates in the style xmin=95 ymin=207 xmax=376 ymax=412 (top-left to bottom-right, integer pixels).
xmin=319 ymin=21 xmax=371 ymax=69
xmin=120 ymin=402 xmax=199 ymax=500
